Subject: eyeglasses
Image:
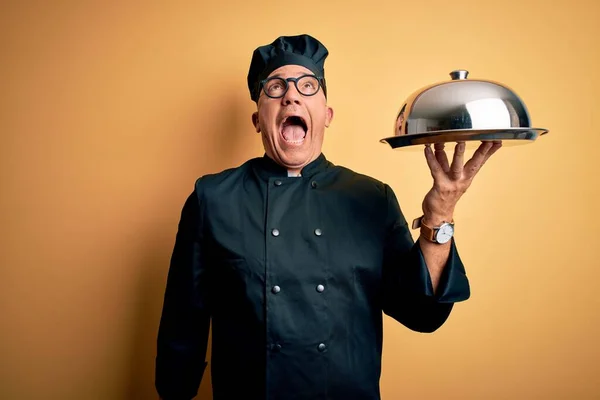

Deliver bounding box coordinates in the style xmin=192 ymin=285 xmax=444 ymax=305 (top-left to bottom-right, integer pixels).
xmin=260 ymin=74 xmax=325 ymax=99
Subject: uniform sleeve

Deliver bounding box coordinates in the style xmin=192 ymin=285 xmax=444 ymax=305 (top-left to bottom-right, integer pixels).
xmin=381 ymin=184 xmax=470 ymax=333
xmin=155 ymin=185 xmax=211 ymax=400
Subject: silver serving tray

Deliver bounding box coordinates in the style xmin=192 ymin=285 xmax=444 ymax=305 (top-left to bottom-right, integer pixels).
xmin=380 ymin=70 xmax=549 ymax=149
xmin=381 ymin=127 xmax=548 ymax=149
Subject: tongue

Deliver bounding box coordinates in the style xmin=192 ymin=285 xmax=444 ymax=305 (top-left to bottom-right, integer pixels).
xmin=282 ymin=125 xmax=305 ymax=142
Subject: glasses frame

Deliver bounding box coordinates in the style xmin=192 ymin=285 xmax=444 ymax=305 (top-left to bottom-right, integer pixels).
xmin=259 ymin=74 xmax=326 ymax=99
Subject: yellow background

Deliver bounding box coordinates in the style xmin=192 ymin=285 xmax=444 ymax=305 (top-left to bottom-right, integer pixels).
xmin=1 ymin=1 xmax=598 ymax=399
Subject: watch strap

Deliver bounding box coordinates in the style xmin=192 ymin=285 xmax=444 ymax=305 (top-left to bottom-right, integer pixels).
xmin=412 ymin=215 xmax=454 ymax=243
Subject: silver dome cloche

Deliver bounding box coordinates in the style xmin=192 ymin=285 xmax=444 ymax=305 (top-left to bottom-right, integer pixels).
xmin=380 ymin=70 xmax=548 ymax=148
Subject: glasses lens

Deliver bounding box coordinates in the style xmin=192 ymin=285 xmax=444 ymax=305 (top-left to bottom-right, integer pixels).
xmin=297 ymin=76 xmax=320 ymax=96
xmin=264 ymin=78 xmax=287 ymax=98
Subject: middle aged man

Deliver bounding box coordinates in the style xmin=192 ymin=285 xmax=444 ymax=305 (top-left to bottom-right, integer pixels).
xmin=156 ymin=34 xmax=502 ymax=400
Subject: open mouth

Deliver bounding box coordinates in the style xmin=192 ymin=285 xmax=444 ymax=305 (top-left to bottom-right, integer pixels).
xmin=280 ymin=116 xmax=308 ymax=145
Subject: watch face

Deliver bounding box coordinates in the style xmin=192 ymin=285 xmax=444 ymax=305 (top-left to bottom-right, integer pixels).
xmin=436 ymin=223 xmax=454 ymax=244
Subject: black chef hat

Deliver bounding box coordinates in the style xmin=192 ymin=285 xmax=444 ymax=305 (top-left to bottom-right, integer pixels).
xmin=247 ymin=34 xmax=329 ymax=102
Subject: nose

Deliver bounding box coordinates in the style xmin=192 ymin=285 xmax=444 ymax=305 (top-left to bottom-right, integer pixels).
xmin=281 ymin=80 xmax=302 ymax=106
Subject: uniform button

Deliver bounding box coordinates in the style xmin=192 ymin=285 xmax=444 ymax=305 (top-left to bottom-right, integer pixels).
xmin=318 ymin=343 xmax=326 ymax=352
xmin=314 ymin=228 xmax=322 ymax=236
xmin=271 ymin=228 xmax=280 ymax=237
xmin=316 ymin=284 xmax=325 ymax=293
xmin=274 ymin=180 xmax=282 ymax=186
xmin=311 ymin=181 xmax=318 ymax=188
xmin=272 ymin=285 xmax=281 ymax=294
xmin=272 ymin=343 xmax=282 ymax=352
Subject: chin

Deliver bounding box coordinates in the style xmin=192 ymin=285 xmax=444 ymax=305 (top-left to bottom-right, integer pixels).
xmin=277 ymin=150 xmax=312 ymax=169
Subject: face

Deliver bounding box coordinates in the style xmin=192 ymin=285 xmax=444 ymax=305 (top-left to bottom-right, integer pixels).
xmin=395 ymin=111 xmax=405 ymax=135
xmin=252 ymin=65 xmax=334 ymax=173
xmin=395 ymin=104 xmax=406 ymax=135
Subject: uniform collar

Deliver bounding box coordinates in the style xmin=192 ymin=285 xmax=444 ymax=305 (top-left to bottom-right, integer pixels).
xmin=252 ymin=153 xmax=330 ymax=181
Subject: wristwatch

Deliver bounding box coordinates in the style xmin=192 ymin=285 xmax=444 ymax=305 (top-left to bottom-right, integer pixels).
xmin=412 ymin=216 xmax=454 ymax=244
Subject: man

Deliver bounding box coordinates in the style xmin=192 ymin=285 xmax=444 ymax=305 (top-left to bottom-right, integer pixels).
xmin=155 ymin=34 xmax=501 ymax=400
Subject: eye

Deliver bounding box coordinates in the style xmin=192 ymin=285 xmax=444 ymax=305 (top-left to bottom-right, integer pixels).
xmin=296 ymin=76 xmax=319 ymax=94
xmin=265 ymin=78 xmax=286 ymax=95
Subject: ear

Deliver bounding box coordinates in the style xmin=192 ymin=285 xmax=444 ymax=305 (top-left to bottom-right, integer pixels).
xmin=325 ymin=106 xmax=334 ymax=128
xmin=251 ymin=112 xmax=260 ymax=133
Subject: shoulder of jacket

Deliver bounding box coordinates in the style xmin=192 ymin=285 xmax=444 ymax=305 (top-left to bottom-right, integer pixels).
xmin=329 ymin=164 xmax=388 ymax=193
xmin=192 ymin=158 xmax=255 ymax=195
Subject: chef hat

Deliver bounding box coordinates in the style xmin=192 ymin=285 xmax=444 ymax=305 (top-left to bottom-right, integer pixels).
xmin=247 ymin=34 xmax=329 ymax=102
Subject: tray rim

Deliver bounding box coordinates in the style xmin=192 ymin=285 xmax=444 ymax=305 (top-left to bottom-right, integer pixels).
xmin=380 ymin=127 xmax=549 ymax=148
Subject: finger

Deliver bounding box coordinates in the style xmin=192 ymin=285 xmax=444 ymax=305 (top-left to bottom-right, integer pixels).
xmin=449 ymin=142 xmax=466 ymax=179
xmin=434 ymin=142 xmax=450 ymax=173
xmin=463 ymin=141 xmax=495 ymax=179
xmin=424 ymin=144 xmax=444 ymax=180
xmin=482 ymin=140 xmax=502 ymax=163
